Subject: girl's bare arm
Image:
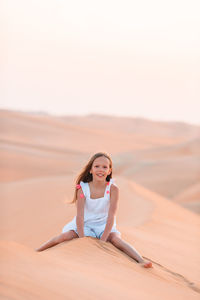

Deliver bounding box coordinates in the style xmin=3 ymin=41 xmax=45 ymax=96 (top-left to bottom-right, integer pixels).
xmin=101 ymin=184 xmax=119 ymax=241
xmin=76 ymin=188 xmax=85 ymax=238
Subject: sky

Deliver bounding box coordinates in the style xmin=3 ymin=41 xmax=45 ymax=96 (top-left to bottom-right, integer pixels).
xmin=1 ymin=0 xmax=200 ymax=124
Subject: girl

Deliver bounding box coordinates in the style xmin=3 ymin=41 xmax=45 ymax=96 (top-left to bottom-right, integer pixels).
xmin=36 ymin=152 xmax=153 ymax=268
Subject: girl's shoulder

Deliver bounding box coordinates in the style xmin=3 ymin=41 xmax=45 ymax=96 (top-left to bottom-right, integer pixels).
xmin=79 ymin=181 xmax=90 ymax=198
xmin=80 ymin=180 xmax=86 ymax=185
xmin=79 ymin=179 xmax=118 ymax=191
xmin=79 ymin=181 xmax=88 ymax=190
xmin=109 ymin=178 xmax=119 ymax=194
xmin=110 ymin=179 xmax=119 ymax=198
xmin=110 ymin=178 xmax=118 ymax=187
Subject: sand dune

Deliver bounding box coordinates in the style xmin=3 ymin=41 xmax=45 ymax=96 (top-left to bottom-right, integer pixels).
xmin=172 ymin=183 xmax=200 ymax=214
xmin=0 ymin=141 xmax=87 ymax=182
xmin=1 ymin=175 xmax=200 ymax=299
xmin=1 ymin=109 xmax=174 ymax=155
xmin=61 ymin=114 xmax=200 ymax=141
xmin=114 ymin=138 xmax=200 ymax=200
xmin=1 ymin=237 xmax=199 ymax=300
xmin=1 ymin=110 xmax=199 ymax=157
xmin=0 ymin=109 xmax=200 ymax=299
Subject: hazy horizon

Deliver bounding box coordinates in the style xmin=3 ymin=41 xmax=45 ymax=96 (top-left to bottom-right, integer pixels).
xmin=1 ymin=107 xmax=200 ymax=127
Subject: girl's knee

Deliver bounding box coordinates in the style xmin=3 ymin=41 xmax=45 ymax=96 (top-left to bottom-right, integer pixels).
xmin=109 ymin=233 xmax=121 ymax=244
xmin=60 ymin=230 xmax=78 ymax=242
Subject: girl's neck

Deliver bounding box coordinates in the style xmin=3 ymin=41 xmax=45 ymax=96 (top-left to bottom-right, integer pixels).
xmin=90 ymin=179 xmax=107 ymax=188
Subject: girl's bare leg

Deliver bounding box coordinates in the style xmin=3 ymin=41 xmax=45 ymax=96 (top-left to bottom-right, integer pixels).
xmin=35 ymin=230 xmax=79 ymax=252
xmin=108 ymin=235 xmax=153 ymax=268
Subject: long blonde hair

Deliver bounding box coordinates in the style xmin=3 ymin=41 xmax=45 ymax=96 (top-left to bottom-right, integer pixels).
xmin=70 ymin=152 xmax=113 ymax=204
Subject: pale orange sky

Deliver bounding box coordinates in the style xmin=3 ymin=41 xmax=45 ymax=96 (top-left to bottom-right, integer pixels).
xmin=1 ymin=0 xmax=200 ymax=124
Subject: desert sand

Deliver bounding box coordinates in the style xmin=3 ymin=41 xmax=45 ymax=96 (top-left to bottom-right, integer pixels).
xmin=0 ymin=109 xmax=200 ymax=299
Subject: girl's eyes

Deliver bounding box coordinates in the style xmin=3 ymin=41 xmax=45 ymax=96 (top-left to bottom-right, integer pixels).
xmin=94 ymin=165 xmax=108 ymax=168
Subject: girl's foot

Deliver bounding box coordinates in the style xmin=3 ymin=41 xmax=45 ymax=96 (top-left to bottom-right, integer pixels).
xmin=139 ymin=260 xmax=153 ymax=268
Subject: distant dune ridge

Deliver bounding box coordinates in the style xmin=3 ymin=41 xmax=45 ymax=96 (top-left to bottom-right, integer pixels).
xmin=0 ymin=109 xmax=200 ymax=299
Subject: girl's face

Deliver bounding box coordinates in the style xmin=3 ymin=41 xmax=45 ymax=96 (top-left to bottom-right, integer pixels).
xmin=90 ymin=156 xmax=111 ymax=182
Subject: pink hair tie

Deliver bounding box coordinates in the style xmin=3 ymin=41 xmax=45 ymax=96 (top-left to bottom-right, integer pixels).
xmin=76 ymin=184 xmax=81 ymax=189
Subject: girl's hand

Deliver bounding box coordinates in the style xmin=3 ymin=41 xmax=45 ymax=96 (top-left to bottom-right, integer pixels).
xmin=100 ymin=236 xmax=107 ymax=242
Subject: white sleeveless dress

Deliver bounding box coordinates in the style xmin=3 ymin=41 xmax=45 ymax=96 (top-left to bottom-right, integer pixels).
xmin=62 ymin=178 xmax=121 ymax=239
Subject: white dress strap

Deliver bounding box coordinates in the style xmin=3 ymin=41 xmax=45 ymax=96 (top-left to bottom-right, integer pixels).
xmin=80 ymin=179 xmax=116 ymax=198
xmin=109 ymin=178 xmax=117 ymax=187
xmin=106 ymin=178 xmax=117 ymax=198
xmin=80 ymin=181 xmax=89 ymax=198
